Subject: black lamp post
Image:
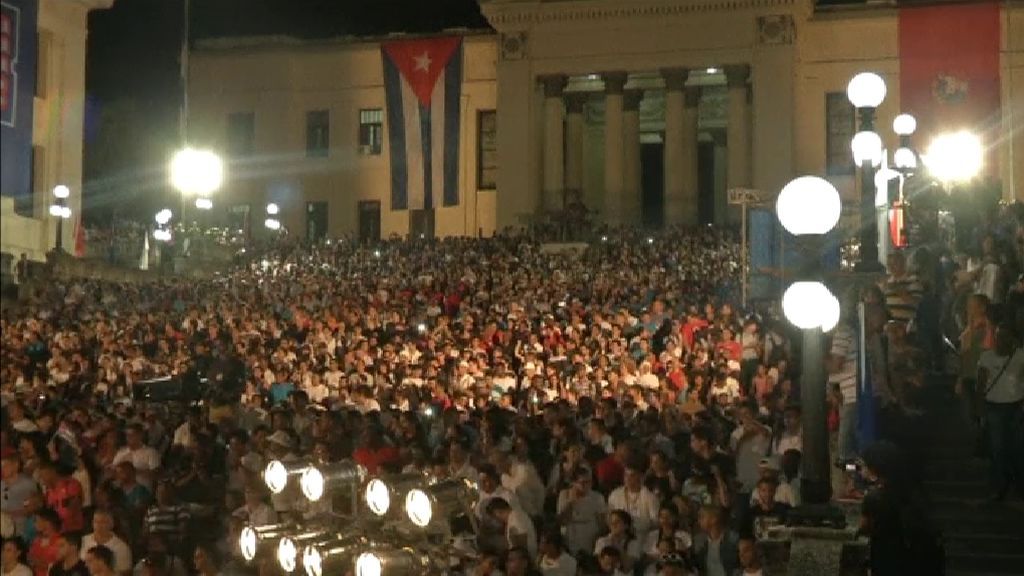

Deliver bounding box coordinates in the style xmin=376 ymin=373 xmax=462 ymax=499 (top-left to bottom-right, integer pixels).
xmin=847 ymin=72 xmax=887 ymax=274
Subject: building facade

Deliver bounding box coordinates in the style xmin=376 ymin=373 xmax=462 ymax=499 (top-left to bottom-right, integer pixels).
xmin=186 ymin=0 xmax=1024 ymax=240
xmin=0 ymin=0 xmax=113 ymax=262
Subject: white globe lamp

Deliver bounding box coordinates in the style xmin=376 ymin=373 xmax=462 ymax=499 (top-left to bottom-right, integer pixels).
xmin=892 ymin=114 xmax=917 ymax=136
xmin=267 ymin=202 xmax=280 ymax=215
xmin=893 ymin=147 xmax=917 ymax=170
xmin=851 ymin=131 xmax=883 ymax=167
xmin=775 ymin=176 xmax=842 ymax=237
xmin=52 ymin=185 xmax=70 ymax=199
xmin=782 ymin=281 xmax=841 ymax=332
xmin=846 ymin=72 xmax=886 ymax=109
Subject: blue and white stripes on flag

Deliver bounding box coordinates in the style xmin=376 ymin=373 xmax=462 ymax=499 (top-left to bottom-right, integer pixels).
xmin=382 ymin=37 xmax=462 ymax=211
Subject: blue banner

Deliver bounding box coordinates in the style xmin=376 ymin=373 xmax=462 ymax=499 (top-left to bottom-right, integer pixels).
xmin=1 ymin=0 xmax=37 ymax=206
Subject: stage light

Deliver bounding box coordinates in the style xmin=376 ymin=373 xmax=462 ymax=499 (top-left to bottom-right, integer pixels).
xmin=300 ymin=461 xmax=365 ymax=502
xmin=278 ymin=537 xmax=299 ymax=572
xmin=276 ymin=528 xmax=333 ymax=573
xmin=264 ymin=460 xmax=310 ymax=494
xmin=404 ymin=478 xmax=476 ymax=529
xmin=355 ymin=549 xmax=429 ymax=576
xmin=239 ymin=523 xmax=294 ymax=562
xmin=364 ymin=474 xmax=424 ymax=517
xmin=302 ymin=535 xmax=366 ymax=576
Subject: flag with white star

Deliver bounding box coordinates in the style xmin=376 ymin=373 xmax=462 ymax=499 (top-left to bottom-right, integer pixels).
xmin=382 ymin=37 xmax=463 ymax=211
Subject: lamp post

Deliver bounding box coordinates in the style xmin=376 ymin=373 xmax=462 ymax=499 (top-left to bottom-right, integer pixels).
xmin=847 ymin=72 xmax=886 ymax=273
xmin=265 ymin=203 xmax=281 ymax=232
xmin=776 ymin=176 xmax=843 ymax=504
xmin=48 ymin=185 xmax=72 ymax=252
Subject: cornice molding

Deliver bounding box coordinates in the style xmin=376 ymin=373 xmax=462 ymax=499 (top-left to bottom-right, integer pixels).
xmin=481 ymin=0 xmax=797 ymax=28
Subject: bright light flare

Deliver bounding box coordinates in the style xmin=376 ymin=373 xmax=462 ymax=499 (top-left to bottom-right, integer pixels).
xmin=923 ymin=131 xmax=983 ymax=185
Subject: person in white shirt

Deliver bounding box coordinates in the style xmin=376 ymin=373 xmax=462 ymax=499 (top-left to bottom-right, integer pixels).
xmin=81 ymin=510 xmax=133 ymax=576
xmin=111 ymin=424 xmax=160 ymax=488
xmin=977 ymin=326 xmax=1024 ymax=501
xmin=475 ymin=466 xmax=520 ymax=521
xmin=487 ymin=498 xmax=537 ymax=560
xmin=593 ymin=510 xmax=643 ymax=572
xmin=637 ymin=362 xmax=660 ymax=390
xmin=492 ymin=451 xmax=545 ymax=519
xmin=607 ymin=466 xmax=659 ymax=537
xmin=556 ymin=468 xmax=607 ymax=555
xmin=1 ymin=538 xmax=32 ymax=576
xmin=537 ymin=531 xmax=577 ymax=576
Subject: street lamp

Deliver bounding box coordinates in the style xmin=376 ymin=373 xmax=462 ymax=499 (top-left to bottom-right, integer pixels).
xmin=170 ymin=148 xmax=224 ymax=197
xmin=776 ymin=175 xmax=843 ymax=505
xmin=847 ymin=72 xmax=887 ymax=273
xmin=265 ymin=202 xmax=281 ymax=231
xmin=49 ymin=185 xmax=72 ymax=252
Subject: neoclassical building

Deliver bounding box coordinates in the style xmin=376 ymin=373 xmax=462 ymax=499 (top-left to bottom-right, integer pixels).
xmin=185 ymin=0 xmax=1023 ymax=240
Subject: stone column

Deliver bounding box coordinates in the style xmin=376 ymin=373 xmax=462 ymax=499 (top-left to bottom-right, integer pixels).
xmin=602 ymin=72 xmax=627 ymax=226
xmin=682 ymin=85 xmax=701 ymax=227
xmin=622 ymin=89 xmax=643 ymax=225
xmin=564 ymin=92 xmax=587 ymax=205
xmin=662 ymin=68 xmax=688 ymax=227
xmin=540 ymin=74 xmax=567 ymax=213
xmin=725 ymin=64 xmax=751 ymax=195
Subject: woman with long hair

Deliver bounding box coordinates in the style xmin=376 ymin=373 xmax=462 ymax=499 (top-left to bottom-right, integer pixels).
xmin=593 ymin=510 xmax=642 ymax=571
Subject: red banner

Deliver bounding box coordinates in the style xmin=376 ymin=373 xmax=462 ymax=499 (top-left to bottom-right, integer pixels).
xmin=899 ymin=1 xmax=1000 ymax=167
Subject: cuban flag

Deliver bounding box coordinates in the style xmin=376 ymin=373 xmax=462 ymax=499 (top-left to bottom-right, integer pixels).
xmin=382 ymin=37 xmax=462 ymax=211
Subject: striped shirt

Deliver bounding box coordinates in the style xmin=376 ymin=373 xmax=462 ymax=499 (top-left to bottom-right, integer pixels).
xmin=883 ymin=274 xmax=923 ymax=323
xmin=829 ymin=324 xmax=858 ymax=405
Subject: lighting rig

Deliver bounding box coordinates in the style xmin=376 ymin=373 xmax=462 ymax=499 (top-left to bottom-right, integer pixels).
xmin=240 ymin=459 xmax=480 ymax=576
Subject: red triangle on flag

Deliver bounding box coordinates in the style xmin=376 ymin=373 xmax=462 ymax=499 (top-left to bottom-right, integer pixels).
xmin=383 ymin=37 xmax=461 ymax=107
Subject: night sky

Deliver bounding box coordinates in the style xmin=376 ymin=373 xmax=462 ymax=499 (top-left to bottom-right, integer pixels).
xmin=82 ymin=0 xmax=487 ymax=223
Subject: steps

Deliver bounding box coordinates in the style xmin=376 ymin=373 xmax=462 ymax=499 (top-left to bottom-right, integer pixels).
xmin=915 ymin=381 xmax=1024 ymax=576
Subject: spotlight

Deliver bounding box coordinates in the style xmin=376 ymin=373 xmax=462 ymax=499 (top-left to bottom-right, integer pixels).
xmin=365 ymin=474 xmax=425 ymax=517
xmin=264 ymin=460 xmax=310 ymax=494
xmin=355 ymin=549 xmax=429 ymax=576
xmin=300 ymin=461 xmax=365 ymax=502
xmin=195 ymin=197 xmax=213 ymax=210
xmin=277 ymin=529 xmax=331 ymax=573
xmin=239 ymin=523 xmax=294 ymax=562
xmin=302 ymin=535 xmax=366 ymax=576
xmin=404 ymin=478 xmax=477 ymax=528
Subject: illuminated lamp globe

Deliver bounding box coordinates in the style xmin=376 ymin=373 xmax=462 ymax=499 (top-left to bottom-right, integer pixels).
xmin=264 ymin=461 xmax=289 ymax=494
xmin=265 ymin=218 xmax=281 ymax=231
xmin=355 ymin=553 xmax=383 ymax=576
xmin=782 ymin=281 xmax=841 ymax=332
xmin=239 ymin=527 xmax=258 ymax=562
xmin=49 ymin=205 xmax=63 ymax=217
xmin=892 ymin=114 xmax=917 ymax=136
xmin=923 ymin=131 xmax=983 ymax=185
xmin=155 ymin=209 xmax=173 ymax=226
xmin=169 ymin=148 xmax=224 ymax=196
xmin=267 ymin=202 xmax=280 ymax=215
xmin=277 ymin=537 xmax=299 ymax=573
xmin=893 ymin=147 xmax=917 ymax=170
xmin=405 ymin=488 xmax=434 ymax=527
xmin=195 ymin=197 xmax=213 ymax=210
xmin=775 ymin=176 xmax=842 ymax=236
xmin=851 ymin=131 xmax=883 ymax=167
xmin=365 ymin=479 xmax=391 ymax=515
xmin=846 ymin=72 xmax=886 ymax=109
xmin=53 ymin=185 xmax=70 ymax=199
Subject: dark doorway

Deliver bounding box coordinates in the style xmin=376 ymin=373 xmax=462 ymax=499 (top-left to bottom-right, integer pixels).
xmin=306 ymin=202 xmax=328 ymax=242
xmin=358 ymin=201 xmax=381 ymax=243
xmin=697 ymin=140 xmax=716 ymax=225
xmin=640 ymin=139 xmax=665 ymax=228
xmin=409 ymin=209 xmax=435 ymax=239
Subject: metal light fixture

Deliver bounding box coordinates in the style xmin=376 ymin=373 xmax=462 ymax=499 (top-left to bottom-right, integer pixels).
xmin=403 ymin=478 xmax=476 ymax=529
xmin=239 ymin=523 xmax=295 ymax=562
xmin=300 ymin=461 xmax=365 ymax=502
xmin=302 ymin=534 xmax=366 ymax=576
xmin=277 ymin=529 xmax=331 ymax=573
xmin=355 ymin=549 xmax=429 ymax=576
xmin=365 ymin=474 xmax=425 ymax=517
xmin=264 ymin=460 xmax=310 ymax=495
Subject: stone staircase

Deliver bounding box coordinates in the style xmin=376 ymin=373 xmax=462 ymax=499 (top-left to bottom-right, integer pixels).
xmin=915 ymin=379 xmax=1024 ymax=576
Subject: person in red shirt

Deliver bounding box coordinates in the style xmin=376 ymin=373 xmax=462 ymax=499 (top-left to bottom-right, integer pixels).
xmin=680 ymin=310 xmax=709 ymax=350
xmin=596 ymin=440 xmax=631 ymax=494
xmin=28 ymin=508 xmax=62 ymax=576
xmin=715 ymin=328 xmax=742 ymax=363
xmin=37 ymin=463 xmax=83 ymax=535
xmin=352 ymin=426 xmax=400 ymax=475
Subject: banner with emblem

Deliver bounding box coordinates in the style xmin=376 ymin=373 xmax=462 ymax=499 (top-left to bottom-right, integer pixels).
xmin=898 ymin=1 xmax=1000 ymax=170
xmin=381 ymin=37 xmax=462 ymax=211
xmin=0 ymin=0 xmax=37 ymax=204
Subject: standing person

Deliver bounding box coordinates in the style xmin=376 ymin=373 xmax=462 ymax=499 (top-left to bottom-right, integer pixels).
xmin=80 ymin=512 xmax=131 ymax=576
xmin=957 ymin=294 xmax=994 ymax=427
xmin=1 ymin=455 xmax=40 ymax=539
xmin=607 ymin=466 xmax=659 ymax=537
xmin=536 ymin=531 xmax=576 ymax=576
xmin=487 ymin=498 xmax=537 ymax=561
xmin=27 ymin=510 xmax=61 ymax=576
xmin=555 ymin=468 xmax=606 ymax=555
xmin=36 ymin=464 xmax=83 ymax=536
xmin=82 ymin=547 xmax=115 ymax=576
xmin=47 ymin=534 xmax=87 ymax=576
xmin=690 ymin=505 xmax=739 ymax=576
xmin=2 ymin=538 xmax=32 ymax=576
xmin=111 ymin=426 xmax=160 ymax=490
xmin=827 ymin=310 xmax=859 ymax=496
xmin=976 ymin=326 xmax=1024 ymax=501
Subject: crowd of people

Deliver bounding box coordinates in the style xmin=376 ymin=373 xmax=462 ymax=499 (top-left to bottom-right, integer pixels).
xmin=2 ymin=207 xmax=1023 ymax=576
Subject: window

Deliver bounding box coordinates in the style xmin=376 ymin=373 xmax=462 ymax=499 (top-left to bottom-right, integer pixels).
xmin=306 ymin=110 xmax=329 ymax=157
xmin=358 ymin=109 xmax=383 ymax=155
xmin=477 ymin=110 xmax=497 ymax=190
xmin=227 ymin=112 xmax=255 ymax=156
xmin=825 ymin=92 xmax=855 ymax=176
